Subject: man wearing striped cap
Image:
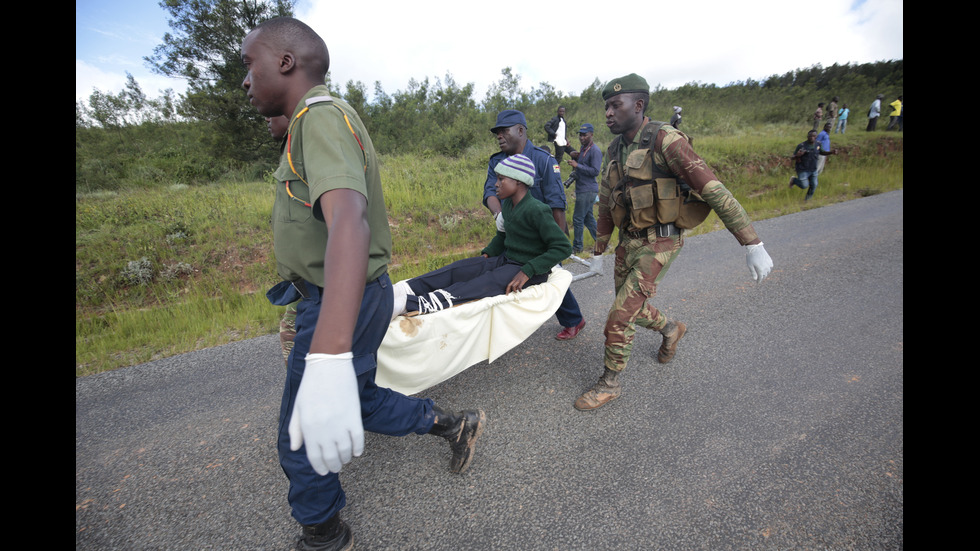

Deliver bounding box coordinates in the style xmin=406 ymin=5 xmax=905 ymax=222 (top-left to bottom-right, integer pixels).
xmin=393 ymin=154 xmax=571 ymax=316
xmin=483 ymin=109 xmax=588 ymax=340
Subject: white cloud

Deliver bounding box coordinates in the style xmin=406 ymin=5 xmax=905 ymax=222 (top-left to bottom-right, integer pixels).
xmin=76 ymin=60 xmax=128 ymax=101
xmin=75 ymin=0 xmax=901 ymax=104
xmin=297 ymin=0 xmax=902 ymax=102
xmin=76 ymin=60 xmax=187 ymax=103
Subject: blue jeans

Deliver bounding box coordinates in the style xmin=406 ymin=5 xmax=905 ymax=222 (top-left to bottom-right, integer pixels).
xmin=572 ymin=192 xmax=598 ymax=251
xmin=835 ymin=118 xmax=847 ymax=133
xmin=269 ymin=275 xmax=436 ymax=525
xmin=556 ymin=289 xmax=583 ymax=328
xmin=792 ymin=170 xmax=818 ymax=200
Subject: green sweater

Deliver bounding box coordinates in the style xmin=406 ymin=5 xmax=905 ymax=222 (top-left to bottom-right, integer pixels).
xmin=482 ymin=195 xmax=572 ymax=277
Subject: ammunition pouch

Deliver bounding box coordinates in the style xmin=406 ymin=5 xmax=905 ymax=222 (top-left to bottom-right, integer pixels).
xmin=675 ymin=183 xmax=711 ymax=230
xmin=604 ymin=122 xmax=711 ymax=233
xmin=606 ymin=160 xmax=628 ymax=229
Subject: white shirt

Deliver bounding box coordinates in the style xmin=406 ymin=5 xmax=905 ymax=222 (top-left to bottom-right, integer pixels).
xmin=555 ymin=119 xmax=567 ymax=147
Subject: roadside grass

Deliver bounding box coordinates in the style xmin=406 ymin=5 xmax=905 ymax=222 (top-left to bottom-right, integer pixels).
xmin=76 ymin=128 xmax=902 ymax=376
xmin=76 ymin=286 xmax=275 ymax=371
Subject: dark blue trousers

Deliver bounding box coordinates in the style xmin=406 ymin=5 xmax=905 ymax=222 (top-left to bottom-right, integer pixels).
xmin=405 ymin=255 xmax=549 ymax=313
xmin=269 ymin=275 xmax=435 ymax=525
xmin=556 ymin=289 xmax=583 ymax=328
xmin=404 ymin=255 xmax=583 ymax=326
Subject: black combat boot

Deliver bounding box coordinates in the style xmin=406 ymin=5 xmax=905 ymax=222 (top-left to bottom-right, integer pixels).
xmin=295 ymin=514 xmax=352 ymax=551
xmin=428 ymin=405 xmax=486 ymax=474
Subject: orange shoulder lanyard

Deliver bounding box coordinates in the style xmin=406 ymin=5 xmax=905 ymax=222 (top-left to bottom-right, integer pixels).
xmin=284 ymin=102 xmax=367 ymax=208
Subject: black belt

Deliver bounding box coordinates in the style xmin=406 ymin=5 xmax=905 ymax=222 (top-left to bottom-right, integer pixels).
xmin=625 ymin=223 xmax=679 ymax=240
xmin=291 ymin=280 xmax=322 ymax=300
xmin=290 ymin=275 xmax=386 ymax=299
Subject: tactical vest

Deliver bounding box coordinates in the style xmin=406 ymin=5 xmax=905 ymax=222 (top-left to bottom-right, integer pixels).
xmin=605 ymin=121 xmax=711 ymax=232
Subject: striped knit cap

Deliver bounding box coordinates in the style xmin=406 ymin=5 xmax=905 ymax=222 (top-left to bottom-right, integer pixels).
xmin=494 ymin=154 xmax=535 ymax=187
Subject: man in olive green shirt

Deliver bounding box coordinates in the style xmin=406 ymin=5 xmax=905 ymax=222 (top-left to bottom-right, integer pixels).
xmin=242 ymin=17 xmax=484 ymax=550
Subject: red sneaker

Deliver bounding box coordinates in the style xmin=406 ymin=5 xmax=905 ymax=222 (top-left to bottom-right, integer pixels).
xmin=556 ymin=320 xmax=586 ymax=341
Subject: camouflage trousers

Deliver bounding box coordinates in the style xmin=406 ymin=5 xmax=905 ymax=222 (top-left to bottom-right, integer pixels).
xmin=279 ymin=302 xmax=298 ymax=368
xmin=603 ymin=231 xmax=684 ymax=372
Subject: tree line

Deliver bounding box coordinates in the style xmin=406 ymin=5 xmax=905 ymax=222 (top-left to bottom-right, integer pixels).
xmin=76 ymin=1 xmax=903 ymax=192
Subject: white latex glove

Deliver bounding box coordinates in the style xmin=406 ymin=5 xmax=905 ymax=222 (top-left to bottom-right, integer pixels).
xmin=289 ymin=352 xmax=364 ymax=475
xmin=591 ymin=254 xmax=604 ymax=275
xmin=746 ymin=242 xmax=773 ymax=283
xmin=494 ymin=211 xmax=506 ymax=232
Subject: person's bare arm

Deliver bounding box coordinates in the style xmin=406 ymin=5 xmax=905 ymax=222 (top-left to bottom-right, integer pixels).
xmin=309 ymin=188 xmax=370 ymax=354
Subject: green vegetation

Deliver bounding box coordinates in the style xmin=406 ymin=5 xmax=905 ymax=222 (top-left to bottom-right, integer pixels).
xmin=76 ymin=3 xmax=902 ymax=375
xmin=76 ymin=126 xmax=902 ymax=376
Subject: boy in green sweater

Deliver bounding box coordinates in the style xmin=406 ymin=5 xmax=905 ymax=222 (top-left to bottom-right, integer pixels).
xmin=393 ymin=154 xmax=572 ymax=316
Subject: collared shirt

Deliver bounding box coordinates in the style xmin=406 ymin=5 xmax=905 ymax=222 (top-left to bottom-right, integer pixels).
xmin=574 ymin=142 xmax=602 ymax=194
xmin=817 ymin=130 xmax=831 ymax=152
xmin=271 ymin=85 xmax=391 ymax=285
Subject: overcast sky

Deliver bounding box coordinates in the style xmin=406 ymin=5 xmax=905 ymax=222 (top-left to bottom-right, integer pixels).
xmin=76 ymin=0 xmax=903 ymax=104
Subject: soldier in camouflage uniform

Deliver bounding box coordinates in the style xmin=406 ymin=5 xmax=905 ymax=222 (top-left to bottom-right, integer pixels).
xmin=574 ymin=74 xmax=774 ymax=411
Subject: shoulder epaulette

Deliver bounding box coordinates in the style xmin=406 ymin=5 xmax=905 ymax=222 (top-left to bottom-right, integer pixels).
xmin=305 ymin=95 xmax=334 ymax=106
xmin=286 ymin=92 xmax=366 ymax=188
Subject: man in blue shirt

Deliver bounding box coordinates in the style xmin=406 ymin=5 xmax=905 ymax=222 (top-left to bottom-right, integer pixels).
xmin=483 ymin=109 xmax=587 ymax=340
xmin=815 ymin=123 xmax=832 ymax=175
xmin=565 ymin=123 xmax=602 ymax=253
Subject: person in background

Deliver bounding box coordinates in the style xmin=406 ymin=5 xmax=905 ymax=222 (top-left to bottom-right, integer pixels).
xmin=790 ymin=129 xmax=837 ymax=201
xmin=566 ymin=123 xmax=602 ymax=254
xmin=544 ymin=106 xmax=575 ymax=164
xmin=867 ymin=94 xmax=883 ymax=131
xmin=669 ymin=106 xmax=682 ymax=129
xmin=886 ymin=95 xmax=903 ymax=131
xmin=826 ymin=96 xmax=839 ymax=130
xmin=815 ymin=123 xmax=832 ymax=176
xmin=813 ymin=102 xmax=825 ymax=131
xmin=834 ymin=103 xmax=849 ymax=134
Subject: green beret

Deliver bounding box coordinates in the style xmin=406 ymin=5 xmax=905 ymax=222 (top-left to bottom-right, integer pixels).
xmin=601 ymin=74 xmax=650 ymax=100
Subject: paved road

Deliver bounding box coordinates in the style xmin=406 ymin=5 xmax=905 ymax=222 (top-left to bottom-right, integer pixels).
xmin=77 ymin=190 xmax=903 ymax=550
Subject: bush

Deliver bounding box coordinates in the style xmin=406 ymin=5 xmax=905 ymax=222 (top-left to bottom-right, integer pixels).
xmin=120 ymin=257 xmax=154 ymax=286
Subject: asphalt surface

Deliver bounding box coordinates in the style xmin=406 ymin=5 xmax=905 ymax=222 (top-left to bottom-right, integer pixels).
xmin=77 ymin=189 xmax=904 ymax=550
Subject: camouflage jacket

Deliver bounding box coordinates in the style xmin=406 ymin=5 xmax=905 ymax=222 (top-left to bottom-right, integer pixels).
xmin=596 ymin=119 xmax=759 ymax=250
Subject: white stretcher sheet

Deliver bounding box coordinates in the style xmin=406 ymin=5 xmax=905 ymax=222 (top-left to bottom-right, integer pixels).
xmin=376 ymin=267 xmax=573 ymax=395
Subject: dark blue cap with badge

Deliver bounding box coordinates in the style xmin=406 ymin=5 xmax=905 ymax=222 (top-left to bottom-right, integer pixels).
xmin=601 ymin=74 xmax=650 ymax=100
xmin=491 ymin=109 xmax=527 ymax=132
xmin=578 ymin=123 xmax=594 ymax=134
